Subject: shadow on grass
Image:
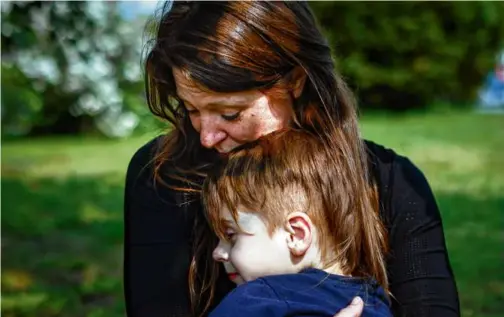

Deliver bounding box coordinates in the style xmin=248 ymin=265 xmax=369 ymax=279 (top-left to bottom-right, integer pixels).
xmin=1 ymin=176 xmax=503 ymax=317
xmin=2 ymin=175 xmax=125 ymax=317
xmin=436 ymin=193 xmax=504 ymax=317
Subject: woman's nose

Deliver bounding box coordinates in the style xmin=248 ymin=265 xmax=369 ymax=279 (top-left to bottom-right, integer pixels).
xmin=199 ymin=117 xmax=226 ymax=149
xmin=212 ymin=242 xmax=229 ymax=262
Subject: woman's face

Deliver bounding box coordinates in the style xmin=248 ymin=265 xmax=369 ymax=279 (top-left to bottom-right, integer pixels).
xmin=173 ymin=68 xmax=294 ymax=153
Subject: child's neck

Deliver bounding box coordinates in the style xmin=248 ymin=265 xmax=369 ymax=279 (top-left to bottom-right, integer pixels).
xmin=320 ymin=262 xmax=348 ymax=276
xmin=298 ymin=246 xmax=348 ymax=276
xmin=297 ymin=260 xmax=347 ymax=276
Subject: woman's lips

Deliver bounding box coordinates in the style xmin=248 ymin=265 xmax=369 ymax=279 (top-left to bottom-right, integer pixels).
xmin=227 ymin=272 xmax=239 ymax=280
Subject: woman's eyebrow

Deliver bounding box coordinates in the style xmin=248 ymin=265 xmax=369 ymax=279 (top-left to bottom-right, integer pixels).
xmin=178 ymin=94 xmax=251 ymax=110
xmin=206 ymin=102 xmax=249 ymax=110
xmin=203 ymin=96 xmax=252 ymax=108
xmin=182 ymin=100 xmax=249 ymax=111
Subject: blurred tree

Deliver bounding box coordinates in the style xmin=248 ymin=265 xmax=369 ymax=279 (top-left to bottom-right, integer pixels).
xmin=1 ymin=1 xmax=158 ymax=137
xmin=3 ymin=2 xmax=503 ymax=137
xmin=310 ymin=2 xmax=504 ymax=110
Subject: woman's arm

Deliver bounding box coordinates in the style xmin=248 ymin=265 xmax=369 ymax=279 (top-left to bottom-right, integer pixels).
xmin=123 ymin=137 xmax=193 ymax=317
xmin=385 ymin=155 xmax=460 ymax=316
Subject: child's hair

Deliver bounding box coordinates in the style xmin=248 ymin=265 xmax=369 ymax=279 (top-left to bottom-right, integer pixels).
xmin=203 ymin=129 xmax=389 ymax=292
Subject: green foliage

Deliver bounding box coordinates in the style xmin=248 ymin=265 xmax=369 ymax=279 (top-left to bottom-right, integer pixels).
xmin=310 ymin=2 xmax=504 ymax=110
xmin=2 ymin=1 xmax=503 ymax=137
xmin=1 ymin=64 xmax=44 ymax=135
xmin=1 ymin=1 xmax=156 ymax=138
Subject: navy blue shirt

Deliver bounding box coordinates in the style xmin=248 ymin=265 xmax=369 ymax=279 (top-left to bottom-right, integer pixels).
xmin=209 ymin=269 xmax=392 ymax=317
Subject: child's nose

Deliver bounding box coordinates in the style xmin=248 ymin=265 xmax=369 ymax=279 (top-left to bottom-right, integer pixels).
xmin=212 ymin=242 xmax=229 ymax=262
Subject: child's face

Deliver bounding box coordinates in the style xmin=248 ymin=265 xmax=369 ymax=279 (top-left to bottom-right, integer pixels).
xmin=212 ymin=207 xmax=296 ymax=284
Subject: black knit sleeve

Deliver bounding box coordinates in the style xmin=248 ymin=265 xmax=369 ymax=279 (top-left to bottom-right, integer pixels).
xmin=123 ymin=137 xmax=193 ymax=317
xmin=385 ymin=155 xmax=460 ymax=317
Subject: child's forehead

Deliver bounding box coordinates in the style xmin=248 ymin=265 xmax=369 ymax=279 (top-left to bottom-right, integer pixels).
xmin=220 ymin=205 xmax=265 ymax=228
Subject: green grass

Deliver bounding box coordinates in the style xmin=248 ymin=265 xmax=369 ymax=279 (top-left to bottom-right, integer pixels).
xmin=2 ymin=111 xmax=503 ymax=317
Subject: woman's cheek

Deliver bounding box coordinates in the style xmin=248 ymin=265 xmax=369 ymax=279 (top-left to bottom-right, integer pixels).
xmin=189 ymin=116 xmax=200 ymax=132
xmin=228 ymin=124 xmax=252 ymax=142
xmin=231 ymin=115 xmax=263 ymax=141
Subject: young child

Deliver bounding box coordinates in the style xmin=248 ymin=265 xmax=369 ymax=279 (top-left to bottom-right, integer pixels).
xmin=202 ymin=129 xmax=392 ymax=317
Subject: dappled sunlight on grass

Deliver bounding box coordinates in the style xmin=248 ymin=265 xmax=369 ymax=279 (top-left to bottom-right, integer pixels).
xmin=80 ymin=202 xmax=121 ymax=224
xmin=362 ymin=112 xmax=504 ymax=317
xmin=362 ymin=111 xmax=504 ymax=197
xmin=2 ymin=175 xmax=125 ymax=317
xmin=402 ymin=140 xmax=485 ymax=173
xmin=1 ymin=293 xmax=49 ymax=316
xmin=2 ymin=269 xmax=35 ymax=291
xmin=2 ymin=134 xmax=155 ymax=178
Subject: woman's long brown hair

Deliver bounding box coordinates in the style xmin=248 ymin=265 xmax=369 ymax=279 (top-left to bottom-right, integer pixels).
xmin=144 ymin=1 xmax=385 ymax=316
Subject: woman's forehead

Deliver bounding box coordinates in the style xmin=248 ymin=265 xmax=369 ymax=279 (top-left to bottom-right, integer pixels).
xmin=172 ymin=68 xmax=206 ymax=99
xmin=173 ymin=67 xmax=262 ymax=108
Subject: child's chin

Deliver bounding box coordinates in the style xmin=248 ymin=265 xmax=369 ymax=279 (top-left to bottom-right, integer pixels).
xmin=234 ymin=277 xmax=245 ymax=285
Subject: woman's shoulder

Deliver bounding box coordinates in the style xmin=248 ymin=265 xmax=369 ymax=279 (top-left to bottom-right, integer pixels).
xmin=365 ymin=139 xmax=430 ymax=187
xmin=364 ymin=140 xmax=397 ymax=166
xmin=127 ymin=136 xmax=164 ymax=173
xmin=125 ymin=135 xmax=168 ymax=186
xmin=364 ymin=140 xmax=435 ymax=221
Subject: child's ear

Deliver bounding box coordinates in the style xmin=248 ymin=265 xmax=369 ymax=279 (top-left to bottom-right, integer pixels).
xmin=285 ymin=212 xmax=313 ymax=257
xmin=289 ymin=67 xmax=307 ymax=99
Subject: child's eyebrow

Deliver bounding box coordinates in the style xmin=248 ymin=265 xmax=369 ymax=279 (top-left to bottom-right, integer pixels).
xmin=221 ymin=219 xmax=236 ymax=228
xmin=215 ymin=218 xmax=240 ymax=240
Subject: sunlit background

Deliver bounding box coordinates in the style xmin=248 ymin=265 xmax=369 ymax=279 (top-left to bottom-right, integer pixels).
xmin=1 ymin=1 xmax=503 ymax=317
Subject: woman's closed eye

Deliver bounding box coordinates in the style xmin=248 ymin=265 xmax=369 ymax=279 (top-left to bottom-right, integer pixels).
xmin=221 ymin=111 xmax=241 ymax=121
xmin=184 ymin=108 xmax=240 ymax=121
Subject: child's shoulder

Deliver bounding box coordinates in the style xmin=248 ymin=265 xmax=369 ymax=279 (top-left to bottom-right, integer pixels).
xmin=208 ymin=272 xmax=327 ymax=317
xmin=261 ymin=269 xmax=392 ymax=316
xmin=210 ymin=270 xmax=392 ymax=317
xmin=260 ymin=268 xmax=367 ymax=297
xmin=208 ymin=279 xmax=287 ymax=317
xmin=257 ymin=268 xmax=331 ymax=291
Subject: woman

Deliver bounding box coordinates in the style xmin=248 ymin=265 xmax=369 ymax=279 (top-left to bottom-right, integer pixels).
xmin=124 ymin=2 xmax=460 ymax=317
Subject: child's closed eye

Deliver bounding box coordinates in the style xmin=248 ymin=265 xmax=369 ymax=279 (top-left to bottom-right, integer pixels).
xmin=225 ymin=230 xmax=236 ymax=242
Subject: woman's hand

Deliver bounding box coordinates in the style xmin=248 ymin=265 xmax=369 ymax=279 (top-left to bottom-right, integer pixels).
xmin=333 ymin=297 xmax=364 ymax=317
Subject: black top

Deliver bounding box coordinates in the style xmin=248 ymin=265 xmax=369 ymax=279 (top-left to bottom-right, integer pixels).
xmin=123 ymin=137 xmax=460 ymax=317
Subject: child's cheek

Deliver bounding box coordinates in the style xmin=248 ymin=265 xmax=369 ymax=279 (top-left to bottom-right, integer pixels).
xmin=229 ymin=241 xmax=253 ymax=280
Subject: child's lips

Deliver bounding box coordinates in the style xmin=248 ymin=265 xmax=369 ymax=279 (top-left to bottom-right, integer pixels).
xmin=227 ymin=272 xmax=239 ymax=280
